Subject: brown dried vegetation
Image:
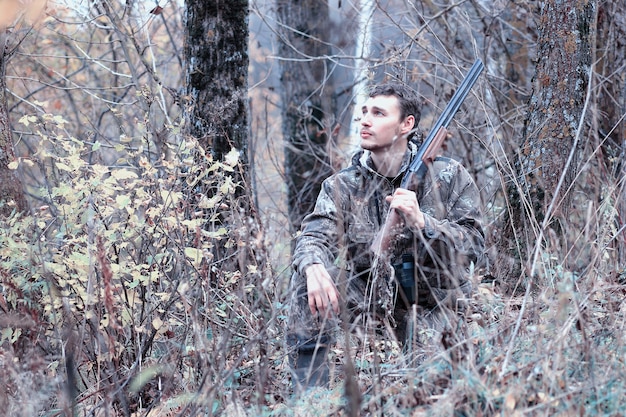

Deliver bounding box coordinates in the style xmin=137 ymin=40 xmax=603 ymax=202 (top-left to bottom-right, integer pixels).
xmin=0 ymin=1 xmax=624 ymax=416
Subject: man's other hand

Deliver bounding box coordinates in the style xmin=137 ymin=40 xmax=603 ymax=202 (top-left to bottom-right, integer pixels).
xmin=305 ymin=264 xmax=340 ymax=317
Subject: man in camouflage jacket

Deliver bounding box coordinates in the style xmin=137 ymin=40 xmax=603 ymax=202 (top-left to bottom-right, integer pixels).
xmin=286 ymin=83 xmax=485 ymax=393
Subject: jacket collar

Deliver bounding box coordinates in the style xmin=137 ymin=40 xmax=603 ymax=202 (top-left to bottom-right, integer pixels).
xmin=353 ymin=139 xmax=420 ymax=179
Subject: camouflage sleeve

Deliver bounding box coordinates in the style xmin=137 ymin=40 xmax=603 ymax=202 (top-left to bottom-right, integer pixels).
xmin=292 ymin=176 xmax=342 ymax=275
xmin=418 ymin=164 xmax=484 ymax=268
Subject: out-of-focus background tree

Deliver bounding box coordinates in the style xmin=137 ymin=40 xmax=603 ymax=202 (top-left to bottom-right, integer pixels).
xmin=0 ymin=0 xmax=624 ymax=415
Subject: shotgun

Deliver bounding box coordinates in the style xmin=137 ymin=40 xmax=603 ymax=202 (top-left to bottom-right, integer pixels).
xmin=372 ymin=59 xmax=484 ymax=257
xmin=401 ymin=59 xmax=484 ymax=188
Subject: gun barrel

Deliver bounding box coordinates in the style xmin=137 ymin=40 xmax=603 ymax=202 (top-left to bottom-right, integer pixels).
xmin=437 ymin=59 xmax=484 ymax=129
xmin=402 ymin=59 xmax=484 ymax=187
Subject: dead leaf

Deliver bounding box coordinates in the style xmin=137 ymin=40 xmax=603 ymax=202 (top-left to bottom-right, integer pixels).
xmin=505 ymin=392 xmax=516 ymax=410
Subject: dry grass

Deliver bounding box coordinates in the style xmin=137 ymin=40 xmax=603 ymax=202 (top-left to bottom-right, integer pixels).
xmin=1 ymin=119 xmax=625 ymax=417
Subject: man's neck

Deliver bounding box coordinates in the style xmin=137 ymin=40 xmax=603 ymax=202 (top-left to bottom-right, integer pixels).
xmin=370 ymin=146 xmax=407 ymax=178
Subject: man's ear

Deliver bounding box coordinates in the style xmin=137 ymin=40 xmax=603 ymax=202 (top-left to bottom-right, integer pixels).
xmin=401 ymin=115 xmax=415 ymax=135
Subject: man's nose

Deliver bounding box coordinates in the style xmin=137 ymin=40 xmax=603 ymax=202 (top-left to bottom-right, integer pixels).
xmin=360 ymin=114 xmax=371 ymax=126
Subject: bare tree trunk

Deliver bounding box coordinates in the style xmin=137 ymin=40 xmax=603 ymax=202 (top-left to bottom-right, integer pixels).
xmin=495 ymin=0 xmax=595 ymax=289
xmin=184 ymin=1 xmax=250 ymax=180
xmin=0 ymin=31 xmax=27 ymax=216
xmin=181 ymin=2 xmax=262 ymax=408
xmin=596 ymin=2 xmax=626 ymax=268
xmin=277 ymin=0 xmax=336 ymax=238
xmin=520 ymin=0 xmax=593 ymax=209
xmin=182 ymin=1 xmax=256 ymax=281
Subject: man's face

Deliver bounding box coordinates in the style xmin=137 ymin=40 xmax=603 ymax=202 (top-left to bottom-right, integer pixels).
xmin=360 ymin=95 xmax=414 ymax=153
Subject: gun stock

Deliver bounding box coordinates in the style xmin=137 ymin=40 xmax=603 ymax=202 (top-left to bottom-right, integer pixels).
xmin=421 ymin=126 xmax=449 ymax=164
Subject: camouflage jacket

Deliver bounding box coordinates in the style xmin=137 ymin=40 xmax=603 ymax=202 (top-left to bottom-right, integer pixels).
xmin=292 ymin=140 xmax=485 ymax=309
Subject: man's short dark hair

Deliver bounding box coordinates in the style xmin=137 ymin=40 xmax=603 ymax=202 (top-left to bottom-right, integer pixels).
xmin=369 ymin=83 xmax=421 ymax=126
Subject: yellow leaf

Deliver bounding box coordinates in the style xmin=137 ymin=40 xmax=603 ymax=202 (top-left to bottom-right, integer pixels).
xmin=55 ymin=162 xmax=73 ymax=172
xmin=198 ymin=195 xmax=221 ymax=209
xmin=116 ymin=194 xmax=131 ymax=209
xmin=52 ymin=114 xmax=68 ymax=127
xmin=202 ymin=227 xmax=227 ymax=239
xmin=184 ymin=247 xmax=203 ymax=268
xmin=67 ymin=153 xmax=84 ymax=170
xmin=10 ymin=328 xmax=22 ymax=343
xmin=505 ymin=392 xmax=516 ymax=410
xmin=7 ymin=160 xmax=19 ymax=170
xmin=220 ymin=177 xmax=234 ymax=194
xmin=181 ymin=219 xmax=204 ymax=228
xmin=161 ymin=190 xmax=181 ymax=205
xmin=91 ymin=164 xmax=110 ymax=178
xmin=121 ymin=309 xmax=133 ymax=326
xmin=152 ymin=316 xmax=163 ymax=330
xmin=223 ymin=148 xmax=240 ymax=167
xmin=111 ymin=169 xmax=138 ymax=181
xmin=1 ymin=328 xmax=13 ymax=343
xmin=18 ymin=115 xmax=37 ymax=126
xmin=129 ymin=365 xmax=168 ymax=393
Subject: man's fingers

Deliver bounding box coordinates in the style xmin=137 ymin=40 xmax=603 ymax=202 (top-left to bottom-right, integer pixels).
xmin=308 ymin=289 xmax=339 ymax=317
xmin=308 ymin=296 xmax=318 ymax=316
xmin=309 ymin=291 xmax=328 ymax=316
xmin=328 ymin=290 xmax=340 ymax=315
xmin=305 ymin=264 xmax=341 ymax=317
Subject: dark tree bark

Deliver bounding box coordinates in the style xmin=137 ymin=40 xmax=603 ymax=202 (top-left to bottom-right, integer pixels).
xmin=183 ymin=1 xmax=250 ymax=186
xmin=495 ymin=0 xmax=596 ymax=289
xmin=0 ymin=31 xmax=27 ymax=216
xmin=596 ymin=2 xmax=626 ymax=268
xmin=181 ymin=2 xmax=261 ymax=404
xmin=276 ymin=0 xmax=336 ymax=239
xmin=182 ymin=1 xmax=255 ymax=276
